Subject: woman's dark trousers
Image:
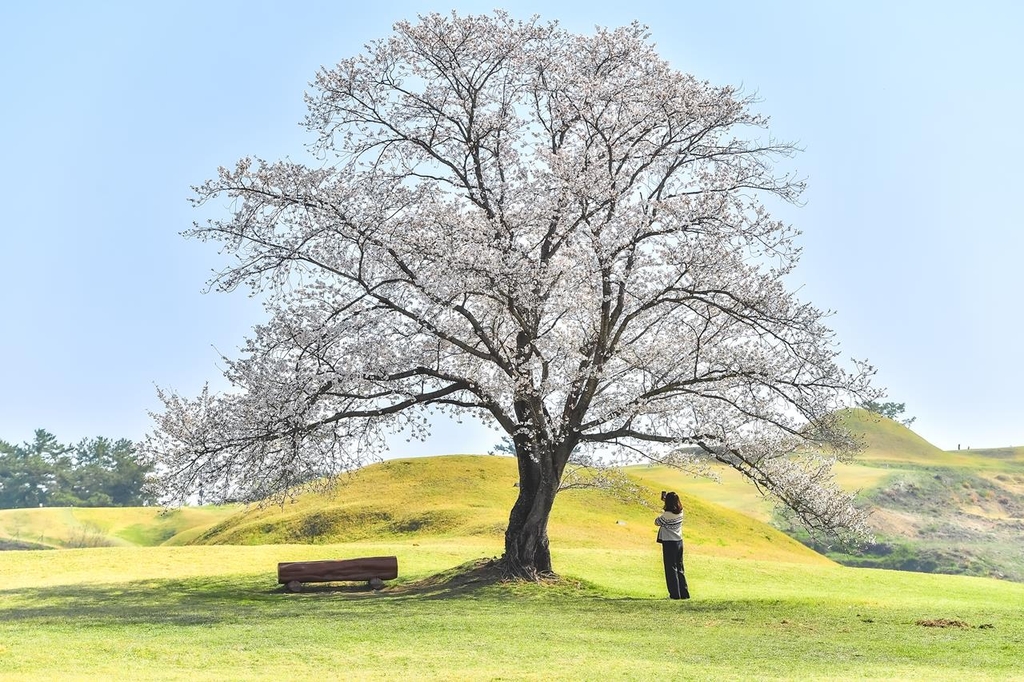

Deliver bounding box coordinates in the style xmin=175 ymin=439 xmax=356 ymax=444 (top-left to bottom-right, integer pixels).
xmin=662 ymin=540 xmax=690 ymax=599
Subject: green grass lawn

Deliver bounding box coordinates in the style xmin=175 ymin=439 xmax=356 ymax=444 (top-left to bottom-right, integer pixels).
xmin=2 ymin=540 xmax=1023 ymax=680
xmin=4 ymin=446 xmax=1024 ymax=679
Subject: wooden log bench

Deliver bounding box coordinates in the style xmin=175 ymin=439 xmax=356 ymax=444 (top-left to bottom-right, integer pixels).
xmin=277 ymin=556 xmax=398 ymax=593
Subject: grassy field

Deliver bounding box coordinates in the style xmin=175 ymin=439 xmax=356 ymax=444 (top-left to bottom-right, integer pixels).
xmin=2 ymin=540 xmax=1024 ymax=680
xmin=3 ymin=453 xmax=1024 ymax=679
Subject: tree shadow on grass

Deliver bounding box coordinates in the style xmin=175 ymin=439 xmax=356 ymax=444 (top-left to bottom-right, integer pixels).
xmin=0 ymin=559 xmax=728 ymax=626
xmin=0 ymin=575 xmax=350 ymax=627
xmin=0 ymin=574 xmax=507 ymax=627
xmin=255 ymin=558 xmax=520 ymax=601
xmin=380 ymin=557 xmax=509 ymax=599
xmin=377 ymin=558 xmax=733 ymax=611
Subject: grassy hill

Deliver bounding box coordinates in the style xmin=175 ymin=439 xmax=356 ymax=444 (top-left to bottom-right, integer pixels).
xmin=190 ymin=455 xmax=828 ymax=565
xmin=4 ymin=410 xmax=1022 ymax=582
xmin=634 ymin=409 xmax=1024 ymax=581
xmin=1 ymin=454 xmax=825 ymax=567
xmin=835 ymin=409 xmax=1024 ymax=472
xmin=0 ymin=505 xmax=237 ymax=550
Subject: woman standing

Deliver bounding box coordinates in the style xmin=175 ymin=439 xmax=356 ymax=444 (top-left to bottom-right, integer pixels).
xmin=655 ymin=492 xmax=690 ymax=599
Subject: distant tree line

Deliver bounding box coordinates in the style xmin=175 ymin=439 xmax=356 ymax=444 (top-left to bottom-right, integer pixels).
xmin=0 ymin=429 xmax=155 ymax=509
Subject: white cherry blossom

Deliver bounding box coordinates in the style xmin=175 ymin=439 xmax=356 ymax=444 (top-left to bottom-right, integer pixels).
xmin=146 ymin=12 xmax=877 ymax=579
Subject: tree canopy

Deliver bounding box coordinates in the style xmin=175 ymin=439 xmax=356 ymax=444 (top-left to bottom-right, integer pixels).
xmin=147 ymin=12 xmax=876 ymax=578
xmin=0 ymin=430 xmax=155 ymax=509
xmin=861 ymin=400 xmax=916 ymax=427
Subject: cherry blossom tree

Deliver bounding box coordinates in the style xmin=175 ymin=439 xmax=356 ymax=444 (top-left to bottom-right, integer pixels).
xmin=147 ymin=11 xmax=877 ymax=579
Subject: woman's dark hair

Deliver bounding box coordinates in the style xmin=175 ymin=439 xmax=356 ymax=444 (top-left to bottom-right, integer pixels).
xmin=663 ymin=492 xmax=682 ymax=514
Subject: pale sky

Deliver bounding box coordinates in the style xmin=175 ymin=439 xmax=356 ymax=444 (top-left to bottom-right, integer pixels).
xmin=1 ymin=1 xmax=1021 ymax=454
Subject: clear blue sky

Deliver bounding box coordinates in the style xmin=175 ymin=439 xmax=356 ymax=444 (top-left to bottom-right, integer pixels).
xmin=2 ymin=1 xmax=1021 ymax=454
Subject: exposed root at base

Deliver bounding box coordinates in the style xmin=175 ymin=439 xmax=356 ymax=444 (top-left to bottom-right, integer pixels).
xmin=378 ymin=556 xmax=596 ymax=598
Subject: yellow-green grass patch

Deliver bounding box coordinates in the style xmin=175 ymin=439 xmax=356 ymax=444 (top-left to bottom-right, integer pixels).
xmin=0 ymin=541 xmax=495 ymax=591
xmin=190 ymin=455 xmax=825 ymax=564
xmin=0 ymin=505 xmax=238 ymax=549
xmin=628 ymin=464 xmax=775 ymax=521
xmin=955 ymin=445 xmax=1024 ymax=464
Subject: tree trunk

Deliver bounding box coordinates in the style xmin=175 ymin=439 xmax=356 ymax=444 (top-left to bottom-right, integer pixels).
xmin=501 ymin=440 xmax=569 ymax=580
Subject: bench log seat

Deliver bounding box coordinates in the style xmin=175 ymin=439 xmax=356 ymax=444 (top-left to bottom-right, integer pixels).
xmin=278 ymin=556 xmax=398 ymax=592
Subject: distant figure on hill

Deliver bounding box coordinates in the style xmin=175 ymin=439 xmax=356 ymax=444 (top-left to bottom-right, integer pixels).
xmin=655 ymin=491 xmax=690 ymax=600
